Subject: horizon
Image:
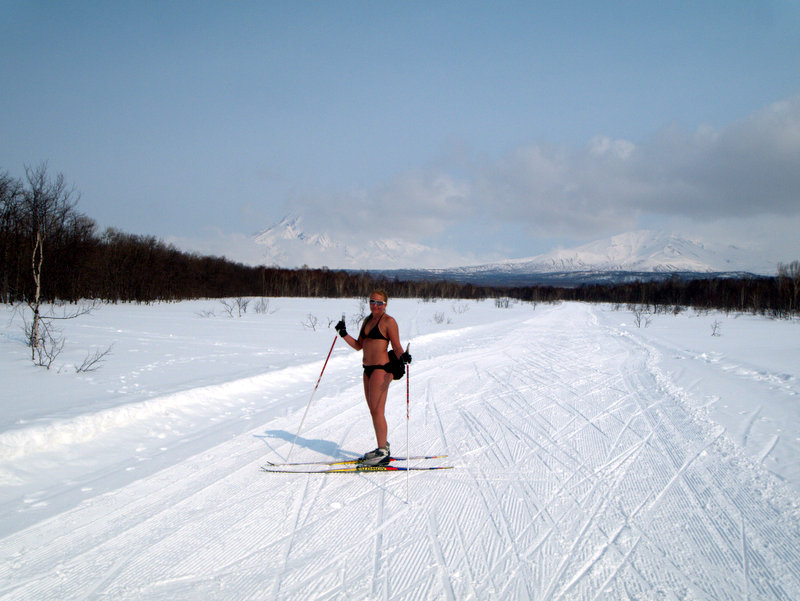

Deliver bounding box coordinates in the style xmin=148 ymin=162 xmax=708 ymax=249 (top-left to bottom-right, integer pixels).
xmin=251 ymin=220 xmax=786 ymax=275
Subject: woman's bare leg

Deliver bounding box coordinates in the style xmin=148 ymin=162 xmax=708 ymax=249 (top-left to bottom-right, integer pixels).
xmin=363 ymin=370 xmax=392 ymax=447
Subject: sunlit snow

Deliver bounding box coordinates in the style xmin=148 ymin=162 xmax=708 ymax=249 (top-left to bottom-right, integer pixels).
xmin=1 ymin=299 xmax=799 ymax=599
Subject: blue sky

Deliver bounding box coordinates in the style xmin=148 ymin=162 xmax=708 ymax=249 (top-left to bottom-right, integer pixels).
xmin=2 ymin=1 xmax=799 ymax=268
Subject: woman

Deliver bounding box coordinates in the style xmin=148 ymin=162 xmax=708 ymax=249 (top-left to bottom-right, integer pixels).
xmin=335 ymin=290 xmax=411 ymax=466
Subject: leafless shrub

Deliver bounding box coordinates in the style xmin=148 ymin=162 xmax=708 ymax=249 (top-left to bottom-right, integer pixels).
xmin=302 ymin=314 xmax=319 ymax=331
xmin=26 ymin=317 xmax=64 ymax=369
xmin=632 ymin=308 xmax=652 ymax=328
xmin=76 ymin=344 xmax=114 ymax=373
xmin=219 ymin=297 xmax=250 ymax=318
xmin=19 ymin=300 xmax=99 ymax=369
xmin=452 ymin=302 xmax=470 ymax=314
xmin=254 ymin=298 xmax=275 ymax=314
xmin=219 ymin=300 xmax=235 ymax=318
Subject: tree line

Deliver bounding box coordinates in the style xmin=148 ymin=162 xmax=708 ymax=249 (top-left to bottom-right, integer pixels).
xmin=2 ymin=164 xmax=798 ymax=316
xmin=509 ymin=269 xmax=800 ymax=318
xmin=0 ymin=164 xmax=499 ymax=304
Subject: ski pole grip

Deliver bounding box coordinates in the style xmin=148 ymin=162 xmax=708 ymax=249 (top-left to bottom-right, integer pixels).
xmin=336 ymin=313 xmax=348 ymax=338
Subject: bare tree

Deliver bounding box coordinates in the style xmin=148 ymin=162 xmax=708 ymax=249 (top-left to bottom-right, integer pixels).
xmin=21 ymin=163 xmax=79 ymax=358
xmin=0 ymin=170 xmax=24 ymax=303
xmin=778 ymin=261 xmax=800 ymax=314
xmin=21 ymin=309 xmax=64 ymax=368
xmin=17 ymin=300 xmax=100 ymax=369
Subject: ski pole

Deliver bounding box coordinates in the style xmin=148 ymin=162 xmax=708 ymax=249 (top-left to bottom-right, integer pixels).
xmin=406 ymin=343 xmax=411 ymax=503
xmin=287 ymin=320 xmax=341 ymax=461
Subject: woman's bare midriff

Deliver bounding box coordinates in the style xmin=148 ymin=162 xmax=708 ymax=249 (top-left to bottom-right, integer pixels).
xmin=361 ymin=336 xmax=390 ymax=365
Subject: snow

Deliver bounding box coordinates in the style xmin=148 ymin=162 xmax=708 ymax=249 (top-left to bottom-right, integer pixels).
xmin=253 ymin=216 xmax=444 ymax=270
xmin=468 ymin=231 xmax=779 ymax=275
xmin=1 ymin=298 xmax=799 ymax=600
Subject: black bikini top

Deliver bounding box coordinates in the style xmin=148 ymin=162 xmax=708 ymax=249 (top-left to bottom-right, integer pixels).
xmin=361 ymin=314 xmax=389 ymax=341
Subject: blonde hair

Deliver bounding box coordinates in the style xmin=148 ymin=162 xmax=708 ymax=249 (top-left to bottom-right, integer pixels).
xmin=369 ymin=289 xmax=388 ymax=303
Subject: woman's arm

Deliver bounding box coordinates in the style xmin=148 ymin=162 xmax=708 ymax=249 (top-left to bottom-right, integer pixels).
xmin=343 ymin=332 xmax=363 ymax=351
xmin=336 ymin=318 xmax=363 ymax=351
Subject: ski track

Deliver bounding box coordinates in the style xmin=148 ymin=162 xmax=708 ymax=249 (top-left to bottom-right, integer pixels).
xmin=2 ymin=303 xmax=800 ymax=599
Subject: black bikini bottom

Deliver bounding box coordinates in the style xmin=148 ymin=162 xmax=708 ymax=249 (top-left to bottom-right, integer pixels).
xmin=363 ymin=363 xmax=392 ymax=377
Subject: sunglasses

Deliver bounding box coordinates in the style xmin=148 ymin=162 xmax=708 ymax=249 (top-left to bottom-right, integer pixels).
xmin=369 ymin=299 xmax=386 ymax=306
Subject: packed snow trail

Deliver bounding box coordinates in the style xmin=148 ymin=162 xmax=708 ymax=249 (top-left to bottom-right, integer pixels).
xmin=1 ymin=302 xmax=799 ymax=600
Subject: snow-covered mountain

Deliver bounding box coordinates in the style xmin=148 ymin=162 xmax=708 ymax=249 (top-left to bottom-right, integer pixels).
xmin=254 ymin=219 xmax=777 ymax=282
xmin=450 ymin=231 xmax=775 ymax=276
xmin=253 ymin=217 xmax=345 ymax=266
xmin=386 ymin=231 xmax=779 ymax=286
xmin=253 ymin=216 xmax=448 ymax=269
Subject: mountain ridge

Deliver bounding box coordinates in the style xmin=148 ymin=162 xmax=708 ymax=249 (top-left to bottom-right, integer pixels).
xmin=433 ymin=231 xmax=772 ymax=275
xmin=252 ymin=218 xmax=778 ymax=281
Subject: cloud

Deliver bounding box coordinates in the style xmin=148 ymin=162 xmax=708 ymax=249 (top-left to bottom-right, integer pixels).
xmin=475 ymin=142 xmax=642 ymax=236
xmin=340 ymin=97 xmax=799 ymax=247
xmin=474 ymin=97 xmax=800 ymax=239
xmin=291 ymin=168 xmax=472 ymax=244
xmin=165 ymin=229 xmax=267 ymax=265
xmin=634 ymin=98 xmax=800 ymax=217
xmin=208 ymin=96 xmax=800 ymax=266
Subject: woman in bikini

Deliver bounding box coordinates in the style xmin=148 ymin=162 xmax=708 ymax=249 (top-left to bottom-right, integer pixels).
xmin=335 ymin=290 xmax=411 ymax=466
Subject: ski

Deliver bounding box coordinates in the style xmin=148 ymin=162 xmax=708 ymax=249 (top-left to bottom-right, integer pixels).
xmin=260 ymin=464 xmax=453 ymax=474
xmin=264 ymin=454 xmax=448 ymax=468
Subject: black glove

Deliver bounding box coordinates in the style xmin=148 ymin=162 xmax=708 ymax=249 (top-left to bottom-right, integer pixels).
xmin=335 ymin=319 xmax=348 ymax=338
xmin=400 ymin=350 xmax=412 ymax=364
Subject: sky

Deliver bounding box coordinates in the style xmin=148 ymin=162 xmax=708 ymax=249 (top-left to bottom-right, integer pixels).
xmin=2 ymin=1 xmax=799 ymax=269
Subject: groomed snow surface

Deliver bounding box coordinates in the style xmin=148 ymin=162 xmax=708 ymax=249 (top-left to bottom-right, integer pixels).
xmin=1 ymin=298 xmax=799 ymax=600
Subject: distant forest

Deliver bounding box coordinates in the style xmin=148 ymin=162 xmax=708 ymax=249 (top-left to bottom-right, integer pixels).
xmin=2 ymin=165 xmax=799 ymax=316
